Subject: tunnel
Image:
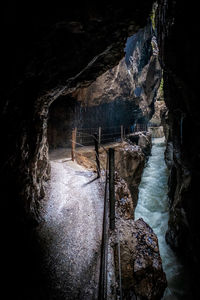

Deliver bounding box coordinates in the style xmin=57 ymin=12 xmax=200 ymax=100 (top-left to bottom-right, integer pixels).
xmin=1 ymin=1 xmax=200 ymax=299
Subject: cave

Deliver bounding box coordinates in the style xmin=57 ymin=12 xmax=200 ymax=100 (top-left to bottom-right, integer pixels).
xmin=2 ymin=1 xmax=200 ymax=299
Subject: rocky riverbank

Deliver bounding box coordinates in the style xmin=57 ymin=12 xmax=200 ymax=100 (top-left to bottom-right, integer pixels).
xmin=75 ymin=136 xmax=149 ymax=208
xmin=75 ymin=137 xmax=167 ymax=299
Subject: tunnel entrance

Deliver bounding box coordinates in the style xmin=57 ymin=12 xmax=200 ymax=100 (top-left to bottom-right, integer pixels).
xmin=2 ymin=1 xmax=200 ymax=299
xmin=44 ymin=19 xmax=175 ymax=299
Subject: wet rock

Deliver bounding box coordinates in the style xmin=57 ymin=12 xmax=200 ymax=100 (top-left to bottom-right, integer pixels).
xmin=72 ymin=23 xmax=161 ymax=125
xmin=75 ymin=141 xmax=145 ymax=209
xmin=110 ymin=170 xmax=167 ymax=299
xmin=115 ymin=172 xmax=134 ymax=220
xmin=148 ymin=97 xmax=166 ymax=138
xmin=148 ymin=126 xmax=164 ymax=138
xmin=128 ymin=131 xmax=152 ymax=157
xmin=157 ymin=1 xmax=200 ymax=296
xmin=132 ymin=219 xmax=167 ymax=300
xmin=112 ymin=218 xmax=167 ymax=300
xmin=150 ymin=100 xmax=166 ymax=127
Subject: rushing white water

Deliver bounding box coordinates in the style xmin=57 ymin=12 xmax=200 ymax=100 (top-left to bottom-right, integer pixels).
xmin=135 ymin=137 xmax=188 ymax=300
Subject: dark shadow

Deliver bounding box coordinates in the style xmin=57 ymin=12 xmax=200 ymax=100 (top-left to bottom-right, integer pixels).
xmin=82 ymin=177 xmax=99 ymax=186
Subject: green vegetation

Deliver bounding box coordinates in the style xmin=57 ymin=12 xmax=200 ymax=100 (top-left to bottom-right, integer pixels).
xmin=150 ymin=11 xmax=156 ymax=30
xmin=150 ymin=2 xmax=158 ymax=31
xmin=157 ymin=77 xmax=164 ymax=101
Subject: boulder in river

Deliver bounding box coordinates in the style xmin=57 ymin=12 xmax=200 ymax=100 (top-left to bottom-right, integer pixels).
xmin=113 ymin=218 xmax=167 ymax=300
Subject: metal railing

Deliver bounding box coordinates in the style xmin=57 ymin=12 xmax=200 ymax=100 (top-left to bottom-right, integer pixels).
xmin=69 ymin=124 xmax=150 ymax=299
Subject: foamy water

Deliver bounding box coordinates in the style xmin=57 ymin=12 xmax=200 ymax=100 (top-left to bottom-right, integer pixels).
xmin=135 ymin=137 xmax=188 ymax=299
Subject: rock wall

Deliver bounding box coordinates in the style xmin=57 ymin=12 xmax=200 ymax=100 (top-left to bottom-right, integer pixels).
xmin=72 ymin=22 xmax=161 ymax=125
xmin=156 ymin=0 xmax=200 ymax=297
xmin=75 ymin=141 xmax=146 ymax=209
xmin=107 ymin=175 xmax=167 ymax=299
xmin=2 ymin=2 xmax=156 ymax=299
xmin=47 ymin=22 xmax=162 ymax=149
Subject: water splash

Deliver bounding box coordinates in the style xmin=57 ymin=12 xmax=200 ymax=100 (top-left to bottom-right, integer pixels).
xmin=135 ymin=137 xmax=188 ymax=299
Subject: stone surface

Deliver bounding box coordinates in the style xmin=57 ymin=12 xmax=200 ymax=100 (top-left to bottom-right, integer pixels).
xmin=148 ymin=126 xmax=164 ymax=138
xmin=107 ymin=167 xmax=167 ymax=299
xmin=3 ymin=1 xmax=200 ymax=299
xmin=47 ymin=23 xmax=162 ymax=149
xmin=115 ymin=172 xmax=134 ymax=220
xmin=2 ymin=2 xmax=156 ymax=299
xmin=150 ymin=100 xmax=166 ymax=127
xmin=131 ymin=219 xmax=167 ymax=300
xmin=111 ymin=217 xmax=167 ymax=299
xmin=127 ymin=131 xmax=152 ymax=157
xmin=156 ymin=1 xmax=200 ymax=297
xmin=75 ymin=141 xmax=145 ymax=209
xmin=72 ymin=23 xmax=161 ymax=124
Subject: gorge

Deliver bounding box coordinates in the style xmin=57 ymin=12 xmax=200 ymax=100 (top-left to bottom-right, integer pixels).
xmin=2 ymin=1 xmax=200 ymax=299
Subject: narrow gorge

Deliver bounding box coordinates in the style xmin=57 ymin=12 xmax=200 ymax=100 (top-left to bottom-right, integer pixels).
xmin=2 ymin=1 xmax=200 ymax=300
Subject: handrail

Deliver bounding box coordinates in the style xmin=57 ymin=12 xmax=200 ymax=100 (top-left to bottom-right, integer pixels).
xmin=98 ymin=153 xmax=109 ymax=300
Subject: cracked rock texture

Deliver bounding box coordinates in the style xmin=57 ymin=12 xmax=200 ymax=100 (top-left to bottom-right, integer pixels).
xmin=108 ymin=175 xmax=167 ymax=299
xmin=2 ymin=2 xmax=156 ymax=299
xmin=156 ymin=1 xmax=200 ymax=297
xmin=72 ymin=22 xmax=161 ymax=125
xmin=75 ymin=141 xmax=145 ymax=210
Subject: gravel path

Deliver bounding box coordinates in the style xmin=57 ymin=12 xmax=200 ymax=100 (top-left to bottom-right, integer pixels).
xmin=38 ymin=154 xmax=104 ymax=300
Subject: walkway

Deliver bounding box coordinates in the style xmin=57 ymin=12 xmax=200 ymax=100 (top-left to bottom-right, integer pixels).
xmin=38 ymin=149 xmax=104 ymax=300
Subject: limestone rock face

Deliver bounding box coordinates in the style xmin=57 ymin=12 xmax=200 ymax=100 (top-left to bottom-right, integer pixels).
xmin=72 ymin=23 xmax=162 ymax=124
xmin=2 ymin=3 xmax=157 ymax=299
xmin=128 ymin=131 xmax=152 ymax=157
xmin=150 ymin=100 xmax=166 ymax=127
xmin=75 ymin=141 xmax=145 ymax=208
xmin=148 ymin=97 xmax=166 ymax=138
xmin=148 ymin=126 xmax=164 ymax=138
xmin=115 ymin=173 xmax=134 ymax=220
xmin=108 ymin=168 xmax=167 ymax=300
xmin=157 ymin=1 xmax=200 ymax=296
xmin=113 ymin=217 xmax=167 ymax=299
xmin=132 ymin=219 xmax=167 ymax=300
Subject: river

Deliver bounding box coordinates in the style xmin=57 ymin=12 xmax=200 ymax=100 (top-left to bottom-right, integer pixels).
xmin=135 ymin=137 xmax=188 ymax=299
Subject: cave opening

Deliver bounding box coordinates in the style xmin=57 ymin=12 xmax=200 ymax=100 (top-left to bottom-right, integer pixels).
xmin=45 ymin=13 xmax=177 ymax=299
xmin=2 ymin=1 xmax=200 ymax=300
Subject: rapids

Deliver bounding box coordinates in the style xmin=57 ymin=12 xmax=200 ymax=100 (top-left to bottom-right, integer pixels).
xmin=135 ymin=137 xmax=188 ymax=299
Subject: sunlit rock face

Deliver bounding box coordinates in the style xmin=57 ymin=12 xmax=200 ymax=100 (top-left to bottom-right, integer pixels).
xmin=47 ymin=23 xmax=161 ymax=149
xmin=75 ymin=141 xmax=145 ymax=209
xmin=128 ymin=131 xmax=152 ymax=157
xmin=157 ymin=0 xmax=200 ymax=296
xmin=72 ymin=23 xmax=162 ymax=125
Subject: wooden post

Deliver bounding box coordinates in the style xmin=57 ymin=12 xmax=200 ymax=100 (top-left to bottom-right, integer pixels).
xmin=71 ymin=129 xmax=75 ymax=161
xmin=74 ymin=127 xmax=77 ymax=141
xmin=98 ymin=126 xmax=101 ymax=144
xmin=121 ymin=125 xmax=123 ymax=142
xmin=94 ymin=133 xmax=100 ymax=178
xmin=71 ymin=127 xmax=77 ymax=161
xmin=109 ymin=148 xmax=115 ymax=230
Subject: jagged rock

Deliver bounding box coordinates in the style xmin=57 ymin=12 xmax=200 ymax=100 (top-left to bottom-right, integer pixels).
xmin=71 ymin=23 xmax=161 ymax=123
xmin=148 ymin=126 xmax=164 ymax=138
xmin=148 ymin=98 xmax=166 ymax=138
xmin=127 ymin=131 xmax=152 ymax=157
xmin=157 ymin=1 xmax=200 ymax=296
xmin=112 ymin=218 xmax=167 ymax=300
xmin=115 ymin=172 xmax=134 ymax=220
xmin=150 ymin=101 xmax=166 ymax=127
